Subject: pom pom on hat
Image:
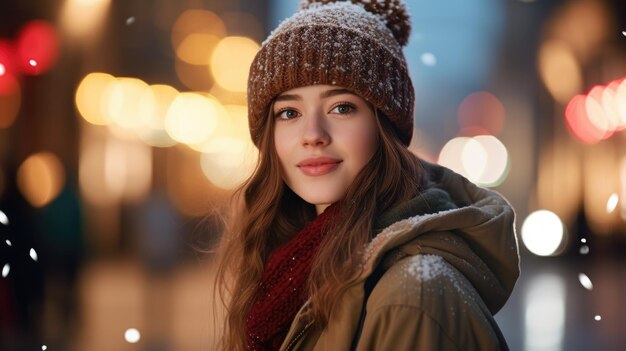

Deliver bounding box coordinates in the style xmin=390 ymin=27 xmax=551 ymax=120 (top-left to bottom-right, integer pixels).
xmin=300 ymin=0 xmax=411 ymax=46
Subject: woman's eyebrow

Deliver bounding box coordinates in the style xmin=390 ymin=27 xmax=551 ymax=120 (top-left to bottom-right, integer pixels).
xmin=275 ymin=94 xmax=301 ymax=102
xmin=319 ymin=88 xmax=353 ymax=99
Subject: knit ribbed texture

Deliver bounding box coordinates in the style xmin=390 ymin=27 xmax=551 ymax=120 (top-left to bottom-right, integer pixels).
xmin=246 ymin=203 xmax=340 ymax=351
xmin=247 ymin=0 xmax=415 ymax=146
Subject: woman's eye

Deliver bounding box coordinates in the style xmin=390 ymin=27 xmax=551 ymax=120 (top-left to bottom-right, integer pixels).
xmin=276 ymin=109 xmax=300 ymax=120
xmin=330 ymin=103 xmax=356 ymax=114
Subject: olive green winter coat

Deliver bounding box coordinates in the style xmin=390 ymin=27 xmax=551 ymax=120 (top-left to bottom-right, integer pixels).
xmin=279 ymin=161 xmax=520 ymax=351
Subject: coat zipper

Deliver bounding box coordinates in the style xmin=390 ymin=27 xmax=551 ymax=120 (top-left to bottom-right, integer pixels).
xmin=285 ymin=321 xmax=313 ymax=351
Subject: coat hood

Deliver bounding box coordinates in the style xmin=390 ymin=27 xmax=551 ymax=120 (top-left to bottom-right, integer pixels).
xmin=364 ymin=160 xmax=520 ymax=314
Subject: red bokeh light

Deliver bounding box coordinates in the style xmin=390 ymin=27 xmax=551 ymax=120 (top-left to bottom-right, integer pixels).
xmin=16 ymin=20 xmax=60 ymax=76
xmin=0 ymin=39 xmax=19 ymax=95
xmin=565 ymin=94 xmax=609 ymax=144
xmin=457 ymin=91 xmax=506 ymax=136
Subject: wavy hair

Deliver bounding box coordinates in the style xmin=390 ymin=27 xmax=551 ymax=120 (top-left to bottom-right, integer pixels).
xmin=213 ymin=103 xmax=423 ymax=350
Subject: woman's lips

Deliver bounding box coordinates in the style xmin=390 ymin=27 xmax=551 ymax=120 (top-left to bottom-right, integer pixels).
xmin=297 ymin=157 xmax=342 ymax=176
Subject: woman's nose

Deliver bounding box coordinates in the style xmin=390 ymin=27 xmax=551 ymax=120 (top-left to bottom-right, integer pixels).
xmin=301 ymin=114 xmax=330 ymax=147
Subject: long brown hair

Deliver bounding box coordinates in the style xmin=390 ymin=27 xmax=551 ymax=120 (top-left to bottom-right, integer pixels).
xmin=214 ymin=103 xmax=423 ymax=350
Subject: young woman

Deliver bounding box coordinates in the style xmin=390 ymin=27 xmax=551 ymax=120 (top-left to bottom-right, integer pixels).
xmin=214 ymin=1 xmax=519 ymax=350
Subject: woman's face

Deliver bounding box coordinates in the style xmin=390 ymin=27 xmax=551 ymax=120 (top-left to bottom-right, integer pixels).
xmin=273 ymin=85 xmax=379 ymax=214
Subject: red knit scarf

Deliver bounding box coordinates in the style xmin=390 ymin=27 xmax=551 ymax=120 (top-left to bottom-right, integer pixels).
xmin=246 ymin=203 xmax=340 ymax=351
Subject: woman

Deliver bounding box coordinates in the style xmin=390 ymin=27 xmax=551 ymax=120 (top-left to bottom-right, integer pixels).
xmin=214 ymin=1 xmax=519 ymax=350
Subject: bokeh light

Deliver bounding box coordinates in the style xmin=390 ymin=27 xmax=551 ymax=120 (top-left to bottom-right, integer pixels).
xmin=124 ymin=328 xmax=141 ymax=343
xmin=210 ymin=36 xmax=259 ymax=92
xmin=171 ymin=10 xmax=226 ymax=54
xmin=15 ymin=20 xmax=60 ymax=75
xmin=60 ymin=0 xmax=111 ymax=41
xmin=176 ymin=33 xmax=221 ymax=65
xmin=538 ymin=40 xmax=582 ymax=104
xmin=200 ymin=137 xmax=258 ymax=190
xmin=524 ymin=273 xmax=565 ymax=350
xmin=164 ymin=92 xmax=220 ymax=145
xmin=17 ymin=152 xmax=66 ymax=208
xmin=75 ymin=72 xmax=117 ymax=125
xmin=584 ymin=86 xmax=613 ymax=137
xmin=102 ymin=77 xmax=150 ymax=130
xmin=565 ymin=94 xmax=606 ymax=144
xmin=137 ymin=84 xmax=178 ymax=147
xmin=438 ymin=135 xmax=509 ymax=187
xmin=521 ymin=210 xmax=565 ymax=256
xmin=457 ymin=91 xmax=506 ymax=136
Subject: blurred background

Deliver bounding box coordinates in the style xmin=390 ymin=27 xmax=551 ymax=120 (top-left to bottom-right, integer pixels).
xmin=0 ymin=0 xmax=625 ymax=350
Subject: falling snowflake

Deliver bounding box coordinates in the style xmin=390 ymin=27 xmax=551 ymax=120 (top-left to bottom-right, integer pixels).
xmin=29 ymin=59 xmax=38 ymax=67
xmin=578 ymin=273 xmax=593 ymax=290
xmin=0 ymin=63 xmax=5 ymax=76
xmin=579 ymin=245 xmax=589 ymax=255
xmin=42 ymin=346 xmax=47 ymax=350
xmin=606 ymin=193 xmax=618 ymax=213
xmin=2 ymin=264 xmax=9 ymax=278
xmin=622 ymin=31 xmax=626 ymax=37
xmin=126 ymin=17 xmax=135 ymax=25
xmin=420 ymin=52 xmax=437 ymax=67
xmin=594 ymin=315 xmax=602 ymax=321
xmin=0 ymin=210 xmax=8 ymax=225
xmin=581 ymin=238 xmax=587 ymax=243
xmin=30 ymin=248 xmax=38 ymax=262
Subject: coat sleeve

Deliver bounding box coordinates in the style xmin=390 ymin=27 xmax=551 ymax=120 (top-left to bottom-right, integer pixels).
xmin=354 ymin=305 xmax=462 ymax=351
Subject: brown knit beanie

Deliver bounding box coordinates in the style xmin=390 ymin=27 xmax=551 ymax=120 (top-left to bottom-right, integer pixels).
xmin=247 ymin=0 xmax=415 ymax=146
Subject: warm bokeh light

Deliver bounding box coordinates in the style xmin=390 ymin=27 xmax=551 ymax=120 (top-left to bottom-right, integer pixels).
xmin=546 ymin=0 xmax=611 ymax=64
xmin=457 ymin=91 xmax=506 ymax=136
xmin=585 ymin=86 xmax=613 ymax=137
xmin=210 ymin=36 xmax=259 ymax=92
xmin=0 ymin=75 xmax=21 ymax=128
xmin=176 ymin=33 xmax=221 ymax=65
xmin=438 ymin=135 xmax=509 ymax=187
xmin=104 ymin=138 xmax=152 ymax=204
xmin=600 ymin=81 xmax=623 ymax=130
xmin=472 ymin=135 xmax=509 ymax=186
xmin=79 ymin=127 xmax=152 ymax=206
xmin=201 ymin=137 xmax=258 ymax=190
xmin=461 ymin=137 xmax=488 ymax=182
xmin=16 ymin=20 xmax=60 ymax=75
xmin=60 ymin=0 xmax=111 ymax=41
xmin=538 ymin=40 xmax=582 ymax=104
xmin=438 ymin=137 xmax=470 ymax=177
xmin=171 ymin=10 xmax=226 ymax=54
xmin=164 ymin=92 xmax=220 ymax=145
xmin=102 ymin=77 xmax=150 ymax=130
xmin=75 ymin=72 xmax=117 ymax=125
xmin=137 ymin=84 xmax=178 ymax=147
xmin=521 ymin=210 xmax=565 ymax=256
xmin=17 ymin=152 xmax=66 ymax=208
